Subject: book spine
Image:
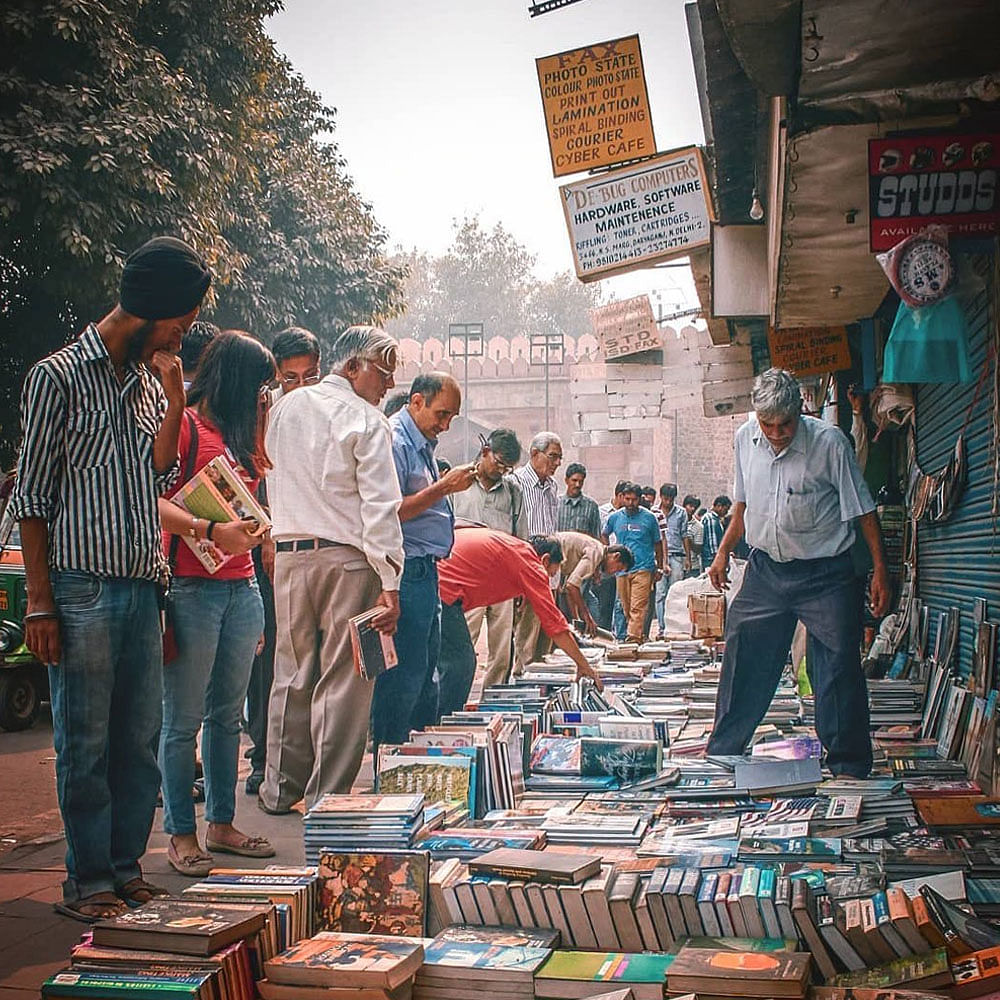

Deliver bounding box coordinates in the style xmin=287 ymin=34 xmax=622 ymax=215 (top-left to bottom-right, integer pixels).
xmin=559 ymin=883 xmax=596 ymax=951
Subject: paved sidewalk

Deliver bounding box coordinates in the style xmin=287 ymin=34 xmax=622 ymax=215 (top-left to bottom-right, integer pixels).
xmin=0 ymin=739 xmax=328 ymax=995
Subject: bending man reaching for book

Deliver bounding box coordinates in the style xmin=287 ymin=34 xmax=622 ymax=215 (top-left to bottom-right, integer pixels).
xmin=435 ymin=526 xmax=604 ymax=715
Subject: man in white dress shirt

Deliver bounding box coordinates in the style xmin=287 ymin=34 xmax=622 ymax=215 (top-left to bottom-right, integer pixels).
xmin=260 ymin=326 xmax=405 ymax=812
xmin=706 ymin=369 xmax=889 ymax=777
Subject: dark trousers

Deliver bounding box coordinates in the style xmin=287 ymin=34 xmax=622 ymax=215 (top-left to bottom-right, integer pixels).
xmin=707 ymin=549 xmax=872 ymax=777
xmin=438 ymin=600 xmax=478 ymax=717
xmin=372 ymin=556 xmax=440 ymax=747
xmin=245 ymin=548 xmax=276 ymax=774
xmin=594 ymin=575 xmax=617 ymax=631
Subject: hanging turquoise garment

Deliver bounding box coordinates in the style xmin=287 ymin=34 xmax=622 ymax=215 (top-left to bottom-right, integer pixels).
xmin=883 ymin=296 xmax=973 ymax=384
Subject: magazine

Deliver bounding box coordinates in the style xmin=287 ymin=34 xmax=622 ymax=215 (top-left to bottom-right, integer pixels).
xmin=170 ymin=454 xmax=270 ymax=574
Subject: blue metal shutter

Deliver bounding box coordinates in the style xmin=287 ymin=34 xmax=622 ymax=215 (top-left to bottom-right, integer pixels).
xmin=915 ymin=255 xmax=999 ymax=680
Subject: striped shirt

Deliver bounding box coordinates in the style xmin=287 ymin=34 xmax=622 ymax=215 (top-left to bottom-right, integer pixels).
xmin=511 ymin=463 xmax=559 ymax=536
xmin=557 ymin=493 xmax=601 ymax=538
xmin=10 ymin=324 xmax=178 ymax=580
xmin=702 ymin=509 xmax=725 ymax=562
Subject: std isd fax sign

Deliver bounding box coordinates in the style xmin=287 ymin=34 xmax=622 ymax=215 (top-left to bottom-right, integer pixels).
xmin=561 ymin=147 xmax=713 ymax=282
xmin=536 ymin=34 xmax=655 ymax=178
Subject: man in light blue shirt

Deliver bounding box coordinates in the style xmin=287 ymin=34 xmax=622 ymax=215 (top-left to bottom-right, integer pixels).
xmin=374 ymin=372 xmax=476 ymax=747
xmin=706 ymin=369 xmax=890 ymax=777
xmin=603 ymin=484 xmax=663 ymax=643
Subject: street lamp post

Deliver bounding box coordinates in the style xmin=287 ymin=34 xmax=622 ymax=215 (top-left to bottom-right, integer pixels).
xmin=529 ymin=331 xmax=565 ymax=432
xmin=448 ymin=322 xmax=484 ymax=460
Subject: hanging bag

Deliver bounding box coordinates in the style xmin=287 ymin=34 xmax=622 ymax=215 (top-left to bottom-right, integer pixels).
xmin=162 ymin=412 xmax=199 ymax=664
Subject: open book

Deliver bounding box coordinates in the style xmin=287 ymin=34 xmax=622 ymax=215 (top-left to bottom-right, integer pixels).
xmin=349 ymin=608 xmax=398 ymax=680
xmin=170 ymin=454 xmax=270 ymax=574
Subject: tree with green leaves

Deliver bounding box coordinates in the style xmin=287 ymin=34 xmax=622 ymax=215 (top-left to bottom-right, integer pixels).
xmin=384 ymin=215 xmax=601 ymax=345
xmin=0 ymin=0 xmax=403 ymax=465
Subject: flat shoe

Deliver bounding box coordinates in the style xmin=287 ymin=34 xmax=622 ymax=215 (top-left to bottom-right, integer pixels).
xmin=167 ymin=840 xmax=214 ymax=877
xmin=205 ymin=835 xmax=275 ymax=858
xmin=117 ymin=877 xmax=170 ymax=907
xmin=53 ymin=891 xmax=127 ymax=924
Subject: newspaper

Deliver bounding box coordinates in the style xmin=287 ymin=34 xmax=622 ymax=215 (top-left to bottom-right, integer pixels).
xmin=169 ymin=454 xmax=270 ymax=574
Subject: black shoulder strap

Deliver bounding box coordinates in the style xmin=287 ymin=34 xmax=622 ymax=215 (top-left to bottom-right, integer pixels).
xmin=167 ymin=411 xmax=200 ymax=569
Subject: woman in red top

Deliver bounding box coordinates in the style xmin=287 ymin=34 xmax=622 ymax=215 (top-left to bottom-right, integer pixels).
xmin=158 ymin=331 xmax=276 ymax=876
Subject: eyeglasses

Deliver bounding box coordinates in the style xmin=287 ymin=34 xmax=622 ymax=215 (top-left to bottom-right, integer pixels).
xmin=279 ymin=372 xmax=321 ymax=386
xmin=369 ymin=361 xmax=395 ymax=381
xmin=478 ymin=433 xmax=515 ymax=474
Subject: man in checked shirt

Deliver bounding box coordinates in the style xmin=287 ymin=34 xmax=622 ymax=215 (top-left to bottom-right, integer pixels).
xmin=11 ymin=237 xmax=210 ymax=922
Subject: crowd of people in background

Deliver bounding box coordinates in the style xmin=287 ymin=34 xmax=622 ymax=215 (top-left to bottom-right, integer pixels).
xmin=10 ymin=237 xmax=749 ymax=922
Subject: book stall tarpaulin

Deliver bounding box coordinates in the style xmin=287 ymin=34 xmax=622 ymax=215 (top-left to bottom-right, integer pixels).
xmin=536 ymin=34 xmax=656 ymax=178
xmin=561 ymin=147 xmax=713 ymax=282
xmin=869 ymin=132 xmax=1000 ymax=251
xmin=590 ymin=295 xmax=659 ymax=360
xmin=766 ymin=325 xmax=852 ymax=377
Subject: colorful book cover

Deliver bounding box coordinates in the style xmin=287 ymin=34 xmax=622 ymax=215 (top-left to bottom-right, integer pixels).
xmin=529 ymin=735 xmax=582 ymax=774
xmin=376 ymin=755 xmax=474 ymax=813
xmin=828 ymin=947 xmax=950 ymax=987
xmin=666 ymin=945 xmax=810 ymax=986
xmin=674 ymin=936 xmax=799 ymax=953
xmin=421 ymin=939 xmax=552 ymax=973
xmin=535 ymin=950 xmax=675 ymax=983
xmin=264 ymin=932 xmax=422 ymax=985
xmin=317 ymin=851 xmax=429 ymax=937
xmin=580 ymin=738 xmax=662 ymax=782
xmin=307 ymin=794 xmax=424 ymax=816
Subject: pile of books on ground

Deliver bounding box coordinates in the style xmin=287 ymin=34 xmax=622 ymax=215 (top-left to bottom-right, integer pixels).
xmin=42 ymin=867 xmax=320 ymax=999
xmin=303 ymin=794 xmax=426 ymax=865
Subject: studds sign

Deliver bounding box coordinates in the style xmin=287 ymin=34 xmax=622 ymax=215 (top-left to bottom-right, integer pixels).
xmin=767 ymin=326 xmax=852 ymax=377
xmin=536 ymin=34 xmax=655 ymax=178
xmin=561 ymin=147 xmax=713 ymax=282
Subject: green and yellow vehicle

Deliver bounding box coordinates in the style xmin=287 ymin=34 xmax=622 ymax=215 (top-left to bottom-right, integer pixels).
xmin=0 ymin=502 xmax=49 ymax=731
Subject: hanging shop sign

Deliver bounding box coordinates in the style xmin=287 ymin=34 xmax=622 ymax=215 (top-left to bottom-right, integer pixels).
xmin=561 ymin=147 xmax=713 ymax=282
xmin=766 ymin=325 xmax=852 ymax=377
xmin=536 ymin=34 xmax=656 ymax=178
xmin=869 ymin=133 xmax=999 ymax=251
xmin=590 ymin=295 xmax=659 ymax=360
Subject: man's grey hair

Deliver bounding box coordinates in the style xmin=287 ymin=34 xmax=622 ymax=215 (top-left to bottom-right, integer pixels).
xmin=529 ymin=431 xmax=561 ymax=454
xmin=329 ymin=325 xmax=398 ymax=371
xmin=752 ymin=368 xmax=802 ymax=419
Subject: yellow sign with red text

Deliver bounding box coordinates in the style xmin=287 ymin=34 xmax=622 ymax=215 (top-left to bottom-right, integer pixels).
xmin=536 ymin=34 xmax=656 ymax=178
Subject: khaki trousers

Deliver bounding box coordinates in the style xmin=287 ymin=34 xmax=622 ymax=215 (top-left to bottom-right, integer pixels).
xmin=261 ymin=545 xmax=381 ymax=812
xmin=514 ymin=601 xmax=551 ymax=674
xmin=465 ymin=599 xmax=515 ymax=689
xmin=617 ymin=570 xmax=654 ymax=642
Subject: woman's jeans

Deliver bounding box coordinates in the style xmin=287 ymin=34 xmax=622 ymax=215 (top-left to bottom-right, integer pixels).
xmin=160 ymin=576 xmax=263 ymax=836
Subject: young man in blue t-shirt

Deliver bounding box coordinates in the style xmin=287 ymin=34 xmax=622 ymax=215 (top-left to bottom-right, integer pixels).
xmin=602 ymin=483 xmax=663 ymax=642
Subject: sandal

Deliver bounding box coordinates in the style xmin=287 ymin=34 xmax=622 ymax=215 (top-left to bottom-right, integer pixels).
xmin=117 ymin=877 xmax=170 ymax=907
xmin=53 ymin=891 xmax=127 ymax=924
xmin=167 ymin=838 xmax=215 ymax=877
xmin=205 ymin=834 xmax=276 ymax=858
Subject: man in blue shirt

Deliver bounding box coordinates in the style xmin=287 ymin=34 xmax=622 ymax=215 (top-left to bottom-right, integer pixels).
xmin=375 ymin=373 xmax=476 ymax=747
xmin=602 ymin=484 xmax=663 ymax=643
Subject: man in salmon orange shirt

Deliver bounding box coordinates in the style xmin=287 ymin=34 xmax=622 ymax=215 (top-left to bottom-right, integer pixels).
xmin=435 ymin=526 xmax=603 ymax=715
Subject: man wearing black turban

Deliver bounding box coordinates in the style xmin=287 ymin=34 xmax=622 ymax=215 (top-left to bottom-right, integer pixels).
xmin=10 ymin=236 xmax=211 ymax=922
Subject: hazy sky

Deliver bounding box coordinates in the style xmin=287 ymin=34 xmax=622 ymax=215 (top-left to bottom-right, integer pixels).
xmin=267 ymin=0 xmax=704 ymax=308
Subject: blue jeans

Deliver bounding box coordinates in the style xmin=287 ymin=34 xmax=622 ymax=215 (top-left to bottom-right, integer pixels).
xmin=373 ymin=556 xmax=440 ymax=748
xmin=612 ymin=597 xmax=627 ymax=640
xmin=707 ymin=549 xmax=871 ymax=776
xmin=160 ymin=577 xmax=263 ymax=835
xmin=48 ymin=572 xmax=163 ymax=903
xmin=438 ymin=601 xmax=477 ymax=718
